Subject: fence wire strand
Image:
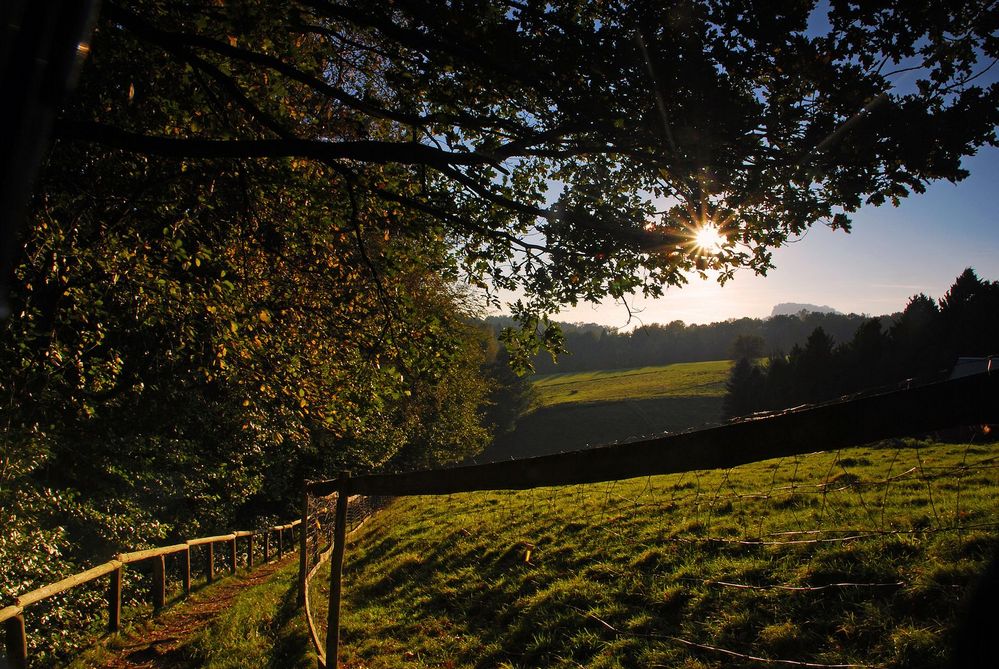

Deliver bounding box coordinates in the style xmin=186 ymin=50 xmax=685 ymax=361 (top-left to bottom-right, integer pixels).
xmin=302 ymin=491 xmax=388 ymax=660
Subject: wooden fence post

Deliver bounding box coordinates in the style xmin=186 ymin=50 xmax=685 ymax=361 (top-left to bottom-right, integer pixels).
xmin=207 ymin=543 xmax=215 ymax=584
xmin=183 ymin=547 xmax=191 ymax=596
xmin=298 ymin=487 xmax=309 ymax=607
xmin=152 ymin=555 xmax=166 ymax=612
xmin=4 ymin=613 xmax=27 ymax=669
xmin=263 ymin=530 xmax=270 ymax=562
xmin=248 ymin=534 xmax=255 ymax=568
xmin=325 ymin=474 xmax=350 ymax=668
xmin=229 ymin=537 xmax=237 ymax=575
xmin=312 ymin=522 xmax=320 ymax=564
xmin=108 ymin=566 xmax=122 ymax=632
xmin=278 ymin=526 xmax=284 ymax=557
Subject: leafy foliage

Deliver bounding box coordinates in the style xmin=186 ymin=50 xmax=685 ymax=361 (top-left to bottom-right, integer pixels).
xmin=487 ymin=310 xmax=883 ymax=374
xmin=1 ymin=0 xmax=524 ymax=656
xmin=51 ymin=0 xmax=999 ymax=363
xmin=723 ymin=357 xmax=765 ymax=418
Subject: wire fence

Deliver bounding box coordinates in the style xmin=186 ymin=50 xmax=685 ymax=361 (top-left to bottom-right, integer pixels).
xmin=306 ymin=371 xmax=999 ymax=668
xmin=314 ymin=439 xmax=999 ymax=668
xmin=301 ymin=492 xmax=390 ymax=667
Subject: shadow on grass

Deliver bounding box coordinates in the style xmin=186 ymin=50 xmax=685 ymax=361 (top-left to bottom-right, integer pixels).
xmin=267 ymin=569 xmax=314 ymax=669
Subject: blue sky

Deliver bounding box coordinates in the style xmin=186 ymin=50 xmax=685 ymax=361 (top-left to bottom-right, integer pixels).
xmin=493 ymin=3 xmax=999 ymax=329
xmin=551 ymin=145 xmax=999 ymax=328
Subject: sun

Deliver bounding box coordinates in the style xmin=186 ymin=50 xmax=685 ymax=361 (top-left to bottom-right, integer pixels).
xmin=693 ymin=223 xmax=726 ymax=254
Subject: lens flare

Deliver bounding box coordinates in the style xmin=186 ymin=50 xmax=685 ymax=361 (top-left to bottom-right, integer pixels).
xmin=693 ymin=223 xmax=725 ymax=254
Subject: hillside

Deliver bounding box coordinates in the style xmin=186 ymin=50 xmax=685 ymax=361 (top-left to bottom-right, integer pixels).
xmin=312 ymin=438 xmax=999 ymax=668
xmin=533 ymin=360 xmax=731 ymax=408
xmin=480 ymin=361 xmax=730 ymax=461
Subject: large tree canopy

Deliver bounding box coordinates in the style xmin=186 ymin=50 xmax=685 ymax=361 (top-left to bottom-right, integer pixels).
xmin=1 ymin=3 xmax=997 ymax=656
xmin=54 ymin=0 xmax=999 ymax=343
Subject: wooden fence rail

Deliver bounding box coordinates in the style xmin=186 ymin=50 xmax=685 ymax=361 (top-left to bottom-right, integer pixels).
xmin=308 ymin=371 xmax=999 ymax=499
xmin=6 ymin=372 xmax=996 ymax=668
xmin=1 ymin=519 xmax=302 ymax=668
xmin=306 ymin=370 xmax=999 ymax=667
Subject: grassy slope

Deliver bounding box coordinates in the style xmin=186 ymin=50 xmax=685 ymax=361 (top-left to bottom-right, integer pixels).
xmin=532 ymin=360 xmax=731 ymax=408
xmin=318 ymin=439 xmax=999 ymax=668
xmin=483 ymin=361 xmax=730 ymax=461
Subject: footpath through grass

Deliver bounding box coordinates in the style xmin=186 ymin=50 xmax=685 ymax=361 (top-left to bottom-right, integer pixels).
xmin=69 ymin=555 xmax=314 ymax=668
xmin=316 ymin=438 xmax=999 ymax=668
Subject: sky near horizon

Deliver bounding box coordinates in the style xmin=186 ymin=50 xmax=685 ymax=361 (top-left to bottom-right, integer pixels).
xmin=543 ymin=145 xmax=999 ymax=329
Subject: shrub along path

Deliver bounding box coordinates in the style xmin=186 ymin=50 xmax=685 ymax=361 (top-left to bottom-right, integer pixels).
xmin=70 ymin=553 xmax=314 ymax=669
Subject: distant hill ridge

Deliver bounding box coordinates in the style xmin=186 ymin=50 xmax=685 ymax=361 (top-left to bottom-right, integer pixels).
xmin=483 ymin=309 xmax=880 ymax=375
xmin=770 ymin=302 xmax=842 ymax=316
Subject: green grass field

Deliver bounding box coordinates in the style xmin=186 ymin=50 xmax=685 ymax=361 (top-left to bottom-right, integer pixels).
xmin=314 ymin=438 xmax=999 ymax=668
xmin=532 ymin=360 xmax=732 ymax=409
xmin=482 ymin=361 xmax=732 ymax=460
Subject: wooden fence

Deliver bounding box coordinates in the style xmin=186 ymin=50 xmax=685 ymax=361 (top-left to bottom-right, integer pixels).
xmin=305 ymin=369 xmax=999 ymax=667
xmin=4 ymin=370 xmax=997 ymax=668
xmin=298 ymin=494 xmax=388 ymax=669
xmin=0 ymin=519 xmax=302 ymax=668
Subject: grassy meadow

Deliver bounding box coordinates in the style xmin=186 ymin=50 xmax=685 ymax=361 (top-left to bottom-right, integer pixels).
xmin=532 ymin=361 xmax=731 ymax=409
xmin=482 ymin=361 xmax=731 ymax=460
xmin=314 ymin=438 xmax=999 ymax=668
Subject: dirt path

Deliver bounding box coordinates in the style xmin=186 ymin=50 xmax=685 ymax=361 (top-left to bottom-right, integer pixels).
xmin=93 ymin=554 xmax=298 ymax=669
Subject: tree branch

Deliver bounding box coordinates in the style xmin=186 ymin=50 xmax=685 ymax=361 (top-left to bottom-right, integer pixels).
xmin=436 ymin=164 xmax=687 ymax=251
xmin=103 ymin=2 xmax=423 ymax=129
xmin=369 ymin=184 xmax=550 ymax=255
xmin=54 ymin=120 xmax=500 ymax=168
xmin=301 ymin=0 xmax=543 ymax=90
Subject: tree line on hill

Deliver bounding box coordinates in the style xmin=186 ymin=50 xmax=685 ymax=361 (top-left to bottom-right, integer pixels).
xmin=486 ymin=310 xmax=886 ymax=374
xmin=724 ymin=268 xmax=999 ymax=418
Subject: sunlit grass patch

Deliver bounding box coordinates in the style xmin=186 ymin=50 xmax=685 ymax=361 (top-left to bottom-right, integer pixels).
xmin=70 ymin=558 xmax=313 ymax=668
xmin=313 ymin=438 xmax=999 ymax=668
xmin=532 ymin=360 xmax=732 ymax=409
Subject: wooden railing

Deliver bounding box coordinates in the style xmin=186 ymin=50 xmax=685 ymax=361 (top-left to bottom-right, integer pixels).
xmin=0 ymin=519 xmax=302 ymax=668
xmin=5 ymin=371 xmax=997 ymax=668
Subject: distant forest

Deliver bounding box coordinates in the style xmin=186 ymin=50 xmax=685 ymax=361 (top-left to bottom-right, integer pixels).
xmin=486 ymin=268 xmax=997 ymax=424
xmin=723 ymin=268 xmax=999 ymax=418
xmin=485 ymin=307 xmax=887 ymax=374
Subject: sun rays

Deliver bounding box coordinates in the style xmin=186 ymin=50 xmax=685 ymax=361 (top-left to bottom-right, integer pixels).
xmin=693 ymin=222 xmax=726 ymax=254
